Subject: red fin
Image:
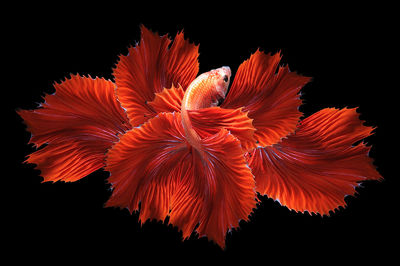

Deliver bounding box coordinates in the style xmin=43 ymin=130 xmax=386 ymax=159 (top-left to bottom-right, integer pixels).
xmin=187 ymin=107 xmax=257 ymax=152
xmin=105 ymin=113 xmax=256 ymax=248
xmin=106 ymin=112 xmax=187 ymax=221
xmin=148 ymin=85 xmax=185 ymax=114
xmin=113 ymin=26 xmax=199 ymax=127
xmin=17 ymin=75 xmax=131 ymax=182
xmin=247 ymin=108 xmax=382 ymax=215
xmin=222 ymin=50 xmax=311 ymax=146
xmin=195 ymin=129 xmax=256 ymax=247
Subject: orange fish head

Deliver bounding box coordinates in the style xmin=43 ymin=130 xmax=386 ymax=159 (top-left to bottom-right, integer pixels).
xmin=208 ymin=66 xmax=231 ymax=106
xmin=182 ymin=66 xmax=231 ymax=110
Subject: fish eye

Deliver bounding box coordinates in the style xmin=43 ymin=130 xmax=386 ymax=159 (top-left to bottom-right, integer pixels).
xmin=223 ymin=75 xmax=228 ymax=82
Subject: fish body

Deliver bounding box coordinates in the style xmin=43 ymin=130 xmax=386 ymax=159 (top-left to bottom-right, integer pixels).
xmin=181 ymin=66 xmax=231 ymax=151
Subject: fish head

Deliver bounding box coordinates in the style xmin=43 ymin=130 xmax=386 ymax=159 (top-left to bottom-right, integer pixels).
xmin=208 ymin=66 xmax=231 ymax=106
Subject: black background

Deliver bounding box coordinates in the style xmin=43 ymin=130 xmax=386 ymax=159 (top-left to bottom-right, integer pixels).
xmin=7 ymin=3 xmax=397 ymax=263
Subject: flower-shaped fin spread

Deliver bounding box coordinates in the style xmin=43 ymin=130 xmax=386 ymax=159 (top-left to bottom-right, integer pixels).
xmin=18 ymin=25 xmax=382 ymax=249
xmin=105 ymin=112 xmax=256 ymax=248
xmin=113 ymin=25 xmax=199 ymax=127
xmin=18 ymin=75 xmax=131 ymax=182
xmin=247 ymin=108 xmax=382 ymax=214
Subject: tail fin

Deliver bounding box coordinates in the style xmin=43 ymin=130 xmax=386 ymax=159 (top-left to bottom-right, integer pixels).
xmin=221 ymin=50 xmax=311 ymax=147
xmin=248 ymin=108 xmax=382 ymax=215
xmin=18 ymin=75 xmax=131 ymax=182
xmin=113 ymin=25 xmax=199 ymax=127
xmin=187 ymin=106 xmax=256 ymax=152
xmin=105 ymin=112 xmax=256 ymax=248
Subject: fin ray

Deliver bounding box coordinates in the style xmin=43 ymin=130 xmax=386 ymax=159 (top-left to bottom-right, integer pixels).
xmin=187 ymin=107 xmax=257 ymax=152
xmin=247 ymin=108 xmax=381 ymax=215
xmin=113 ymin=26 xmax=199 ymax=127
xmin=222 ymin=50 xmax=311 ymax=146
xmin=18 ymin=75 xmax=131 ymax=182
xmin=106 ymin=113 xmax=256 ymax=248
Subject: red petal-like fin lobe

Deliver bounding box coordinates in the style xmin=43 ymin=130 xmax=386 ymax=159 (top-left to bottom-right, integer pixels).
xmin=105 ymin=113 xmax=256 ymax=248
xmin=187 ymin=107 xmax=257 ymax=152
xmin=222 ymin=50 xmax=311 ymax=146
xmin=247 ymin=108 xmax=382 ymax=215
xmin=105 ymin=112 xmax=187 ymax=220
xmin=17 ymin=75 xmax=131 ymax=182
xmin=195 ymin=129 xmax=256 ymax=247
xmin=113 ymin=26 xmax=199 ymax=127
xmin=148 ymin=85 xmax=185 ymax=114
xmin=169 ymin=129 xmax=256 ymax=248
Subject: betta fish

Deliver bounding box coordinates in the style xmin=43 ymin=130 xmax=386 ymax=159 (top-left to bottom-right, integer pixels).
xmin=18 ymin=25 xmax=382 ymax=248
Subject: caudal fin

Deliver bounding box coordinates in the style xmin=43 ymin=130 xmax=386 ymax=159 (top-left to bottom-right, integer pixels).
xmin=105 ymin=112 xmax=256 ymax=248
xmin=247 ymin=108 xmax=382 ymax=215
xmin=18 ymin=75 xmax=131 ymax=182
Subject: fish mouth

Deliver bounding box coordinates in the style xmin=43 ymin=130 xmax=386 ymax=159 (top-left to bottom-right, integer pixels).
xmin=216 ymin=90 xmax=226 ymax=106
xmin=217 ymin=97 xmax=225 ymax=106
xmin=217 ymin=88 xmax=226 ymax=99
